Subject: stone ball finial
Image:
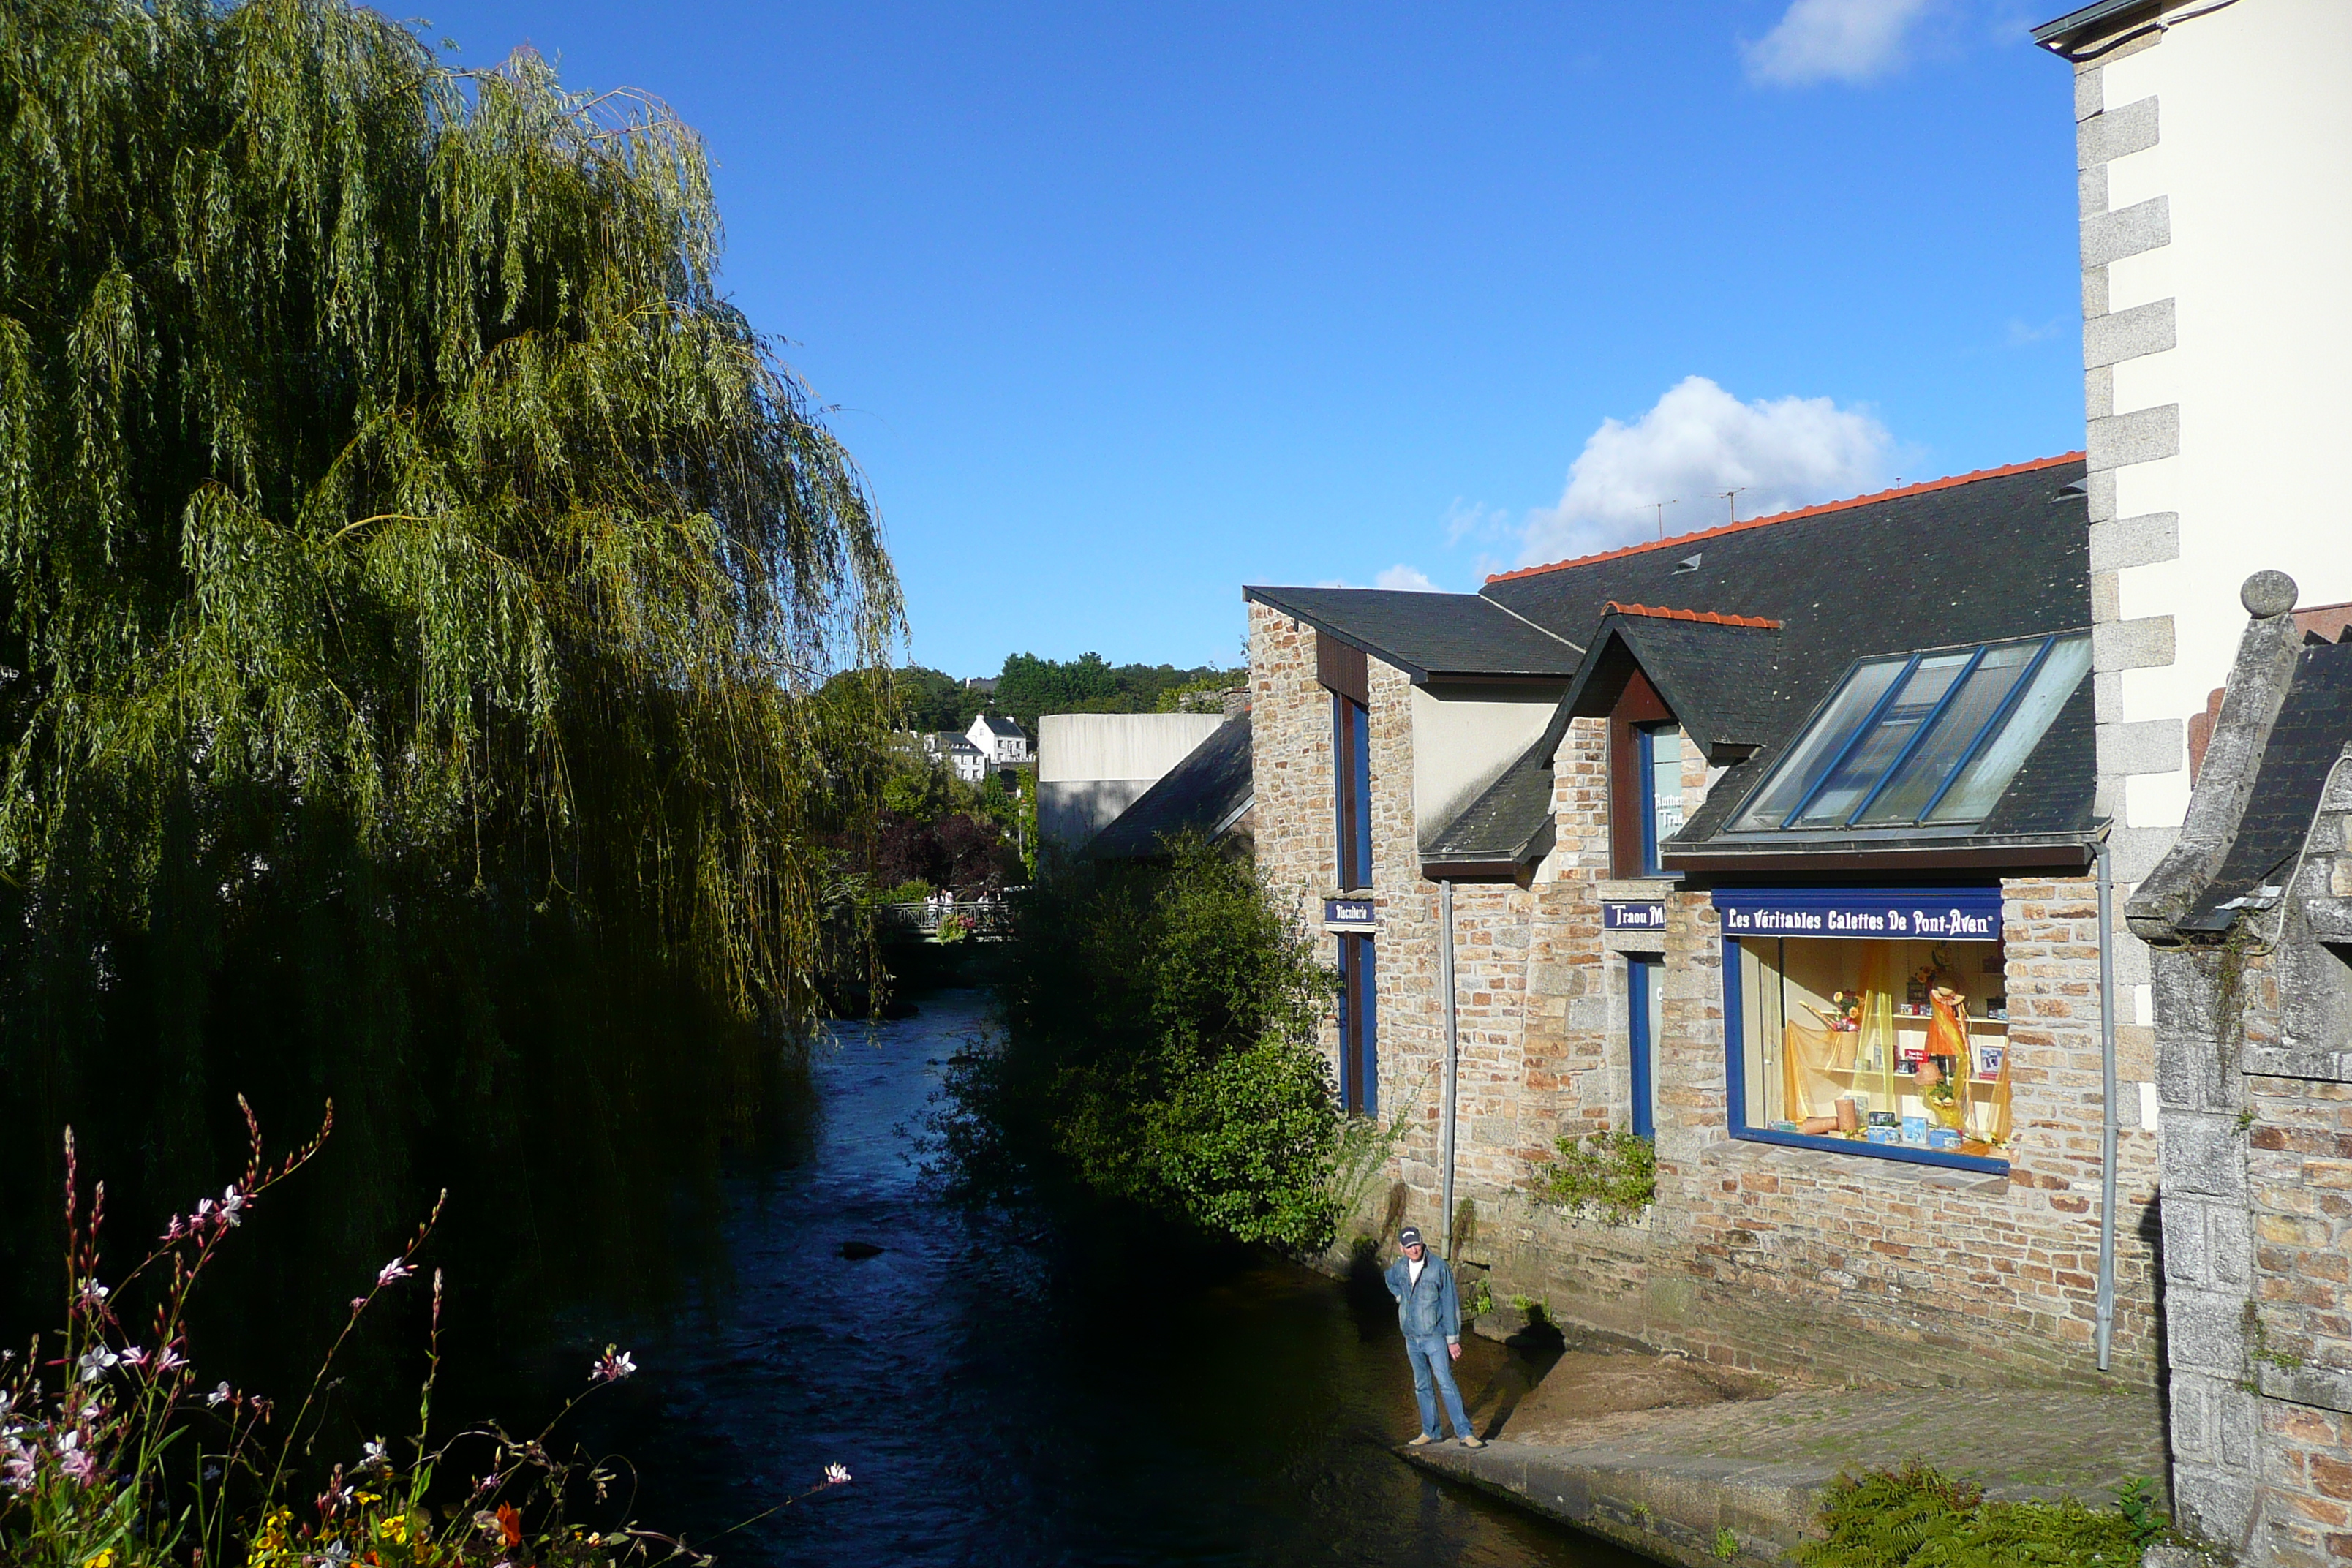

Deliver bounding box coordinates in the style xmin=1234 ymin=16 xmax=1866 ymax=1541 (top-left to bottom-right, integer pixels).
xmin=2241 ymin=570 xmax=2299 ymax=619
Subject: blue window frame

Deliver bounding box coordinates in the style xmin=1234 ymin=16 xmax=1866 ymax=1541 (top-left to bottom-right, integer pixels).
xmin=1719 ymin=886 xmax=2010 ymax=1175
xmin=1636 ymin=724 xmax=1683 ymax=875
xmin=1333 ymin=692 xmax=1373 ymax=889
xmin=1627 ymin=954 xmax=1662 ymax=1139
xmin=1338 ymin=934 xmax=1378 ymax=1115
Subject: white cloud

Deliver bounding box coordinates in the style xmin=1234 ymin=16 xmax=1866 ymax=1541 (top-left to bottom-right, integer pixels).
xmin=1373 ymin=564 xmax=1441 ymax=592
xmin=1744 ymin=0 xmax=1934 ymax=86
xmin=1518 ymin=375 xmax=1893 ymax=567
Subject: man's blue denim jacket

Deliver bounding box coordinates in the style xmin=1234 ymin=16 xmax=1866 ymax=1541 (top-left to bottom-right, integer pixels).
xmin=1384 ymin=1251 xmax=1460 ymax=1342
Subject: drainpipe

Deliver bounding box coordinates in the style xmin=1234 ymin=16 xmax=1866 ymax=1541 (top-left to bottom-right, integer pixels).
xmin=2095 ymin=832 xmax=2119 ymax=1373
xmin=1439 ymin=878 xmax=1459 ymax=1256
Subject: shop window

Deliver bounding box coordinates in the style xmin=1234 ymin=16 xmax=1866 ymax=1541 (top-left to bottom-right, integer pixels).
xmin=1627 ymin=954 xmax=1662 ymax=1138
xmin=1733 ymin=633 xmax=2091 ymax=832
xmin=1637 ymin=725 xmax=1684 ymax=875
xmin=1333 ymin=692 xmax=1373 ymax=889
xmin=1721 ymin=889 xmax=2010 ymax=1169
xmin=1338 ymin=933 xmax=1378 ymax=1115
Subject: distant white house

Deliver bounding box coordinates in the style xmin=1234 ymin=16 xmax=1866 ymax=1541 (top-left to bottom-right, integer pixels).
xmin=966 ymin=713 xmax=1030 ymax=767
xmin=917 ymin=730 xmax=988 ymax=784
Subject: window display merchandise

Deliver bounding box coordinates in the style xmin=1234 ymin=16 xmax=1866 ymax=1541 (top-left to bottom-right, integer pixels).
xmin=1735 ymin=934 xmax=2013 ymax=1159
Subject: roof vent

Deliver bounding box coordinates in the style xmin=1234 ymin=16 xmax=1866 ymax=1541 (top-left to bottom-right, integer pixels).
xmin=1673 ymin=553 xmax=1702 ymax=573
xmin=2055 ymin=478 xmax=2087 ymax=500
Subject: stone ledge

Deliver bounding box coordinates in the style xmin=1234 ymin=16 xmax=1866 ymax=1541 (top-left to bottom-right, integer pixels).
xmin=1398 ymin=1439 xmax=1825 ymax=1568
xmin=1698 ymin=1138 xmax=2012 ymax=1197
xmin=2242 ymin=1045 xmax=2352 ymax=1083
xmin=2256 ymin=1362 xmax=2352 ymax=1415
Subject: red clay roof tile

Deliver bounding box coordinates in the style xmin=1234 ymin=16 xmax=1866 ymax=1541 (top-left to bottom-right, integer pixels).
xmin=1602 ymin=602 xmax=1783 ymax=630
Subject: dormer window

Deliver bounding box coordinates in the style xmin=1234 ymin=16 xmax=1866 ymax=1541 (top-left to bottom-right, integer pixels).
xmin=1637 ymin=723 xmax=1684 ymax=876
xmin=1733 ymin=633 xmax=2092 ymax=832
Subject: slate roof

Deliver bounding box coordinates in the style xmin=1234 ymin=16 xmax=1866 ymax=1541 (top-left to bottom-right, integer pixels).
xmin=1240 ymin=586 xmax=1583 ymax=682
xmin=2181 ymin=636 xmax=2352 ymax=930
xmin=976 ymin=715 xmax=1025 ymax=737
xmin=1420 ymin=717 xmax=1564 ymax=870
xmin=1084 ymin=715 xmax=1255 ymax=861
xmin=1559 ymin=613 xmax=1787 ymax=760
xmin=1441 ymin=456 xmax=2095 ymax=867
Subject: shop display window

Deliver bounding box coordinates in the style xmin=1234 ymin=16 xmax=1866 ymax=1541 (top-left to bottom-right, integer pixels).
xmin=1731 ymin=932 xmax=2012 ymax=1165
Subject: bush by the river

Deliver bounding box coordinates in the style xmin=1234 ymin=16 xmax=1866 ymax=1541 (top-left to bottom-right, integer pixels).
xmin=1 ymin=1109 xmax=851 ymax=1568
xmin=938 ymin=835 xmax=1346 ymax=1253
xmin=1795 ymin=1462 xmax=2171 ymax=1567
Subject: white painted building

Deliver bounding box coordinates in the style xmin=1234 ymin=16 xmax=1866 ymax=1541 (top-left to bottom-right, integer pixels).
xmin=2037 ymin=0 xmax=2352 ymax=1017
xmin=966 ymin=713 xmax=1030 ymax=767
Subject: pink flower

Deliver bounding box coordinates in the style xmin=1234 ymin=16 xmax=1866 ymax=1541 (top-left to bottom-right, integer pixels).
xmin=206 ymin=1381 xmax=233 ymax=1408
xmin=121 ymin=1346 xmax=148 ymax=1370
xmin=377 ymin=1260 xmax=415 ymax=1288
xmin=823 ymin=1463 xmax=851 ymax=1486
xmin=154 ymin=1345 xmax=186 ymax=1374
xmin=57 ymin=1433 xmax=98 ymax=1487
xmin=589 ymin=1346 xmax=636 ymax=1384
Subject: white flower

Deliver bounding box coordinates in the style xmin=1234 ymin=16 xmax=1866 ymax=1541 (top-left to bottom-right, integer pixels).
xmin=77 ymin=1346 xmax=119 ymax=1379
xmin=361 ymin=1438 xmax=388 ymax=1469
xmin=206 ymin=1381 xmax=233 ymax=1408
xmin=76 ymin=1278 xmax=109 ymax=1306
xmin=219 ymin=1186 xmax=246 ymax=1226
xmin=153 ymin=1345 xmax=186 ymax=1374
xmin=376 ymin=1259 xmax=415 ymax=1288
xmin=823 ymin=1463 xmax=852 ymax=1486
xmin=589 ymin=1346 xmax=636 ymax=1384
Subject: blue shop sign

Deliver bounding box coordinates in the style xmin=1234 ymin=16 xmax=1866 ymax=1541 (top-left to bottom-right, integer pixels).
xmin=1603 ymin=902 xmax=1667 ymax=931
xmin=1324 ymin=897 xmax=1377 ymax=930
xmin=1712 ymin=886 xmax=2002 ymax=941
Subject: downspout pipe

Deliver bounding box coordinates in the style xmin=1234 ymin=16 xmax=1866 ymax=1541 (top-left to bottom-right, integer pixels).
xmin=1440 ymin=878 xmax=1459 ymax=1257
xmin=2095 ymin=832 xmax=2119 ymax=1373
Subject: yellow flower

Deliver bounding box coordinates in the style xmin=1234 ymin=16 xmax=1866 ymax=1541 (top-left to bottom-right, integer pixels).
xmin=85 ymin=1551 xmax=114 ymax=1568
xmin=380 ymin=1515 xmax=409 ymax=1545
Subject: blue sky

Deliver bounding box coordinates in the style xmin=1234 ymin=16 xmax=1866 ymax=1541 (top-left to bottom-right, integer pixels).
xmin=428 ymin=1 xmax=2084 ymax=677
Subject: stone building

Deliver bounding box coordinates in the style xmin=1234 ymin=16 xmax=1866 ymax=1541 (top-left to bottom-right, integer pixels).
xmin=1246 ymin=455 xmax=2167 ymax=1391
xmin=2126 ymin=570 xmax=2352 ymax=1563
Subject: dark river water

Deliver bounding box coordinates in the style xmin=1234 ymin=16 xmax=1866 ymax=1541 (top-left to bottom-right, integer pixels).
xmin=591 ymin=987 xmax=1640 ymax=1567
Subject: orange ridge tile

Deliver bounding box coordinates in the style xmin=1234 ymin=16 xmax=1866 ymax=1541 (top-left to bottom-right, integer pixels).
xmin=1485 ymin=451 xmax=2087 ymax=584
xmin=1602 ymin=602 xmax=1784 ymax=629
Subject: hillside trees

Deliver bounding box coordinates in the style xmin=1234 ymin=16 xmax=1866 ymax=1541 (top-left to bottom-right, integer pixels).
xmin=0 ymin=0 xmax=900 ymax=1335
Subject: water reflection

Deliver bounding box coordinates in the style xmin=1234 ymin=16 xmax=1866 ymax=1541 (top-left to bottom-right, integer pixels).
xmin=600 ymin=989 xmax=1639 ymax=1567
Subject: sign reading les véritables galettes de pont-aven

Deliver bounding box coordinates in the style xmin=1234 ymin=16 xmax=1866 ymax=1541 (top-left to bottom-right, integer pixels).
xmin=1324 ymin=898 xmax=1376 ymax=929
xmin=1713 ymin=888 xmax=2001 ymax=941
xmin=1602 ymin=902 xmax=1667 ymax=931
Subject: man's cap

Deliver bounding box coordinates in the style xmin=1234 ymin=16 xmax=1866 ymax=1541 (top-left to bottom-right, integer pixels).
xmin=1399 ymin=1226 xmax=1424 ymax=1248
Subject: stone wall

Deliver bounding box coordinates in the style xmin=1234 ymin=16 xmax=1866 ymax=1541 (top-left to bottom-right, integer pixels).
xmin=1248 ymin=603 xmax=2157 ymax=1393
xmin=1458 ymin=873 xmax=2160 ymax=1392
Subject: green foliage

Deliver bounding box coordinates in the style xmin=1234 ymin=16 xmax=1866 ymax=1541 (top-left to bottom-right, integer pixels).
xmin=1714 ymin=1526 xmax=1740 ymax=1560
xmin=992 ymin=652 xmax=1243 ymax=732
xmin=0 ymin=0 xmax=897 ymax=1324
xmin=939 ymin=834 xmax=1343 ymax=1251
xmin=1795 ymin=1461 xmax=2168 ymax=1567
xmin=1537 ymin=1129 xmax=1657 ymax=1224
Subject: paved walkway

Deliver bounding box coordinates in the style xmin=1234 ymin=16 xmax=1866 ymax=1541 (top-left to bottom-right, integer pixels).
xmin=1401 ymin=1353 xmax=2170 ymax=1567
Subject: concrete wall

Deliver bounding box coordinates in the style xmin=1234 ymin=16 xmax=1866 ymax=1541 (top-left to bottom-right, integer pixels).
xmin=1409 ymin=682 xmax=1565 ymax=851
xmin=1036 ymin=712 xmax=1225 ymax=848
xmin=2068 ymin=0 xmax=2352 ymax=1093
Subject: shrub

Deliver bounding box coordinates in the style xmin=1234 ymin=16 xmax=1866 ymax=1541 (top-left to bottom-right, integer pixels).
xmin=0 ymin=1103 xmax=848 ymax=1567
xmin=938 ymin=834 xmax=1343 ymax=1251
xmin=1537 ymin=1129 xmax=1656 ymax=1224
xmin=1795 ymin=1460 xmax=2168 ymax=1567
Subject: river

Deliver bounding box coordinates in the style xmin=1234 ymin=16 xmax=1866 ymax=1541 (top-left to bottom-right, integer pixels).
xmin=588 ymin=987 xmax=1640 ymax=1567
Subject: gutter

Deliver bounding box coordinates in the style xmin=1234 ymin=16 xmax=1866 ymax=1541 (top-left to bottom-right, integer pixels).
xmin=1439 ymin=878 xmax=1460 ymax=1258
xmin=2095 ymin=830 xmax=2119 ymax=1373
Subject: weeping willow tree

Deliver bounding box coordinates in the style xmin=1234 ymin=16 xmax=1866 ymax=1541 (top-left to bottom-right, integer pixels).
xmin=0 ymin=0 xmax=902 ymax=1371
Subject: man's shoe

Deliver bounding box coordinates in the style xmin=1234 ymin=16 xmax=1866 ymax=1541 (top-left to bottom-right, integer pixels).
xmin=1405 ymin=1433 xmax=1437 ymax=1447
xmin=1458 ymin=1436 xmax=1487 ymax=1449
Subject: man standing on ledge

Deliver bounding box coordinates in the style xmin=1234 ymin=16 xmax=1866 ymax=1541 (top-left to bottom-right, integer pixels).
xmin=1385 ymin=1225 xmax=1484 ymax=1448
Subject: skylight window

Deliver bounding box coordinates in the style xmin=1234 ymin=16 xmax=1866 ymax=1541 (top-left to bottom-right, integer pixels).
xmin=1732 ymin=634 xmax=2091 ymax=833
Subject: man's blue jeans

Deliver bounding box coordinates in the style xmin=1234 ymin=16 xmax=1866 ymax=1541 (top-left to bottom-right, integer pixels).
xmin=1404 ymin=1333 xmax=1473 ymax=1440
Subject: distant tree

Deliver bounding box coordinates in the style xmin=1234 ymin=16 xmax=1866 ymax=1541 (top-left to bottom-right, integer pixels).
xmin=992 ymin=652 xmax=1245 ymax=731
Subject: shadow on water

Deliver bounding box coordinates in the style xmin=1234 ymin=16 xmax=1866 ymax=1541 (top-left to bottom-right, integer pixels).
xmin=581 ymin=989 xmax=1643 ymax=1567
